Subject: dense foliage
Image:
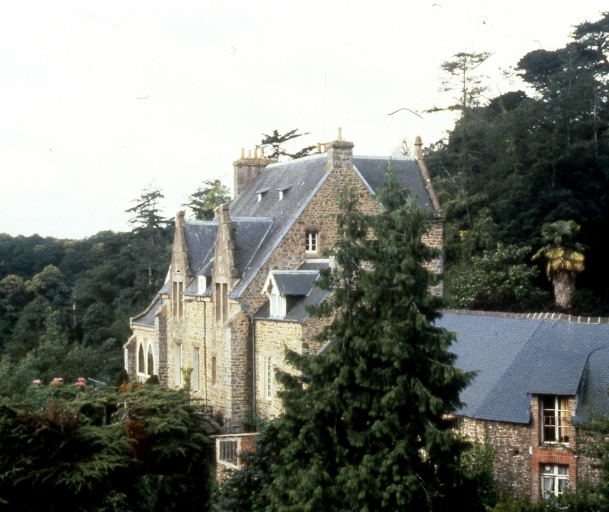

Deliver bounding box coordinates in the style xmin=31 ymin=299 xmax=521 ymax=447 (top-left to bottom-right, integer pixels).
xmin=0 ymin=380 xmax=213 ymax=511
xmin=427 ymin=12 xmax=609 ymax=314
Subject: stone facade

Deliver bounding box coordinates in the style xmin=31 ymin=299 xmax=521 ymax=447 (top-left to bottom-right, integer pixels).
xmin=461 ymin=394 xmax=600 ymax=500
xmin=125 ymin=133 xmax=443 ymax=434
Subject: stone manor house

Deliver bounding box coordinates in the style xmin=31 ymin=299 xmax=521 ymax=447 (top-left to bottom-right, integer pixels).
xmin=124 ymin=132 xmax=609 ymax=500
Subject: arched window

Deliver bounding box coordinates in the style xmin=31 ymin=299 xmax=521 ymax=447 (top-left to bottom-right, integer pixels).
xmin=138 ymin=344 xmax=145 ymax=374
xmin=147 ymin=345 xmax=154 ymax=376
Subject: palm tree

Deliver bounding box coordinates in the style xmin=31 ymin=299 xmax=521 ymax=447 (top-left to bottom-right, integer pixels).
xmin=532 ymin=220 xmax=586 ymax=310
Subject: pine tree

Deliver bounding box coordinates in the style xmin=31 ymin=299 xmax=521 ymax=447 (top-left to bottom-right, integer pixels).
xmin=262 ymin=168 xmax=474 ymax=511
xmin=260 ymin=129 xmax=316 ymax=161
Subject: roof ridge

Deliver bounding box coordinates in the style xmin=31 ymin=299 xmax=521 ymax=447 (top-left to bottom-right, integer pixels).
xmin=442 ymin=309 xmax=609 ymax=324
xmin=354 ymin=155 xmax=416 ymax=161
xmin=272 ymin=269 xmax=320 ymax=274
xmin=231 ymin=216 xmax=274 ymax=222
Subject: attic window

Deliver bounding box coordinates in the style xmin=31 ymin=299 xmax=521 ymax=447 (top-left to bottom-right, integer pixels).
xmin=278 ymin=186 xmax=291 ymax=201
xmin=256 ymin=188 xmax=269 ymax=202
xmin=198 ymin=276 xmax=207 ymax=292
xmin=269 ymin=288 xmax=286 ymax=318
xmin=541 ymin=396 xmax=570 ymax=444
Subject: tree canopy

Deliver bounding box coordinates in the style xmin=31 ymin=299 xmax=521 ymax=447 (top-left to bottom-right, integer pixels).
xmin=426 ymin=11 xmax=609 ymax=315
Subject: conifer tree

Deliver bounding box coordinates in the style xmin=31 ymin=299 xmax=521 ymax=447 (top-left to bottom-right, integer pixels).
xmin=262 ymin=168 xmax=473 ymax=511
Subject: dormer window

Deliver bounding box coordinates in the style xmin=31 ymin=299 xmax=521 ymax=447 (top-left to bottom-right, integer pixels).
xmin=278 ymin=186 xmax=291 ymax=201
xmin=305 ymin=231 xmax=318 ymax=253
xmin=256 ymin=188 xmax=269 ymax=202
xmin=269 ymin=287 xmax=286 ymax=318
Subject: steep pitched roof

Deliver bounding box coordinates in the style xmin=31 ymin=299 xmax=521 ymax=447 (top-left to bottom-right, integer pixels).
xmin=228 ymin=153 xmax=434 ymax=298
xmin=155 ymin=152 xmax=434 ymax=303
xmin=229 ymin=154 xmax=331 ymax=298
xmin=437 ymin=311 xmax=609 ymax=424
xmin=184 ymin=222 xmax=217 ymax=275
xmin=353 ymin=156 xmax=434 ymax=211
xmin=182 ymin=217 xmax=273 ymax=297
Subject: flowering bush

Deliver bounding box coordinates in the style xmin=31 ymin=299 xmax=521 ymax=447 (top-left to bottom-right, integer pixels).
xmin=75 ymin=377 xmax=86 ymax=389
xmin=32 ymin=379 xmax=41 ymax=386
xmin=50 ymin=377 xmax=64 ymax=388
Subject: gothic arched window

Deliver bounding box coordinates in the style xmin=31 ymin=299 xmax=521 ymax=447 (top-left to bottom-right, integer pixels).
xmin=138 ymin=344 xmax=145 ymax=374
xmin=147 ymin=345 xmax=154 ymax=376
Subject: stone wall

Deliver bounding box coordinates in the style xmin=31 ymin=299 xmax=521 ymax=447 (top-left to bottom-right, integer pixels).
xmin=124 ymin=335 xmax=137 ymax=381
xmin=461 ymin=396 xmax=602 ymax=501
xmin=255 ymin=319 xmax=303 ymax=419
xmin=460 ymin=416 xmax=532 ymax=499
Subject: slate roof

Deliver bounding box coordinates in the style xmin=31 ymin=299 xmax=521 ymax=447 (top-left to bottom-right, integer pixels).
xmin=272 ymin=270 xmax=319 ymax=296
xmin=353 ymin=157 xmax=434 ymax=211
xmin=299 ymin=259 xmax=330 ymax=271
xmin=131 ymin=295 xmax=163 ymax=328
xmin=254 ymin=285 xmax=330 ymax=323
xmin=229 ymin=154 xmax=330 ymax=298
xmin=184 ymin=222 xmax=217 ymax=275
xmin=226 ymin=153 xmax=433 ymax=298
xmin=152 ymin=152 xmax=433 ymax=303
xmin=255 ymin=269 xmax=330 ymax=323
xmin=437 ymin=311 xmax=609 ymax=424
xmin=182 ymin=217 xmax=273 ymax=297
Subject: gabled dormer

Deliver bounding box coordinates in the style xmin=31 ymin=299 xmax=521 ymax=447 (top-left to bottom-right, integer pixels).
xmin=212 ymin=204 xmax=239 ymax=323
xmin=170 ymin=211 xmax=193 ymax=320
xmin=262 ymin=270 xmax=321 ymax=319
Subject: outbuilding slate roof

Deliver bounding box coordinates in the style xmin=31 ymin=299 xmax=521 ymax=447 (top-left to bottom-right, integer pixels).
xmin=438 ymin=311 xmax=609 ymax=424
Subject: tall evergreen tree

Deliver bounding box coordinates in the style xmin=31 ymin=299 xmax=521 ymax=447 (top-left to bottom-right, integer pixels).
xmin=125 ymin=186 xmax=172 ymax=289
xmin=262 ymin=169 xmax=473 ymax=511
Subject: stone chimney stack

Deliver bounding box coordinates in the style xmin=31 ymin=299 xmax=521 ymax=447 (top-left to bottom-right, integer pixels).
xmin=233 ymin=149 xmax=275 ymax=198
xmin=413 ymin=135 xmax=442 ymax=212
xmin=326 ymin=127 xmax=354 ymax=173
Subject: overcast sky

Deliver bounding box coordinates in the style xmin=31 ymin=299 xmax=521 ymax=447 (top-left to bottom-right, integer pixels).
xmin=0 ymin=1 xmax=605 ymax=239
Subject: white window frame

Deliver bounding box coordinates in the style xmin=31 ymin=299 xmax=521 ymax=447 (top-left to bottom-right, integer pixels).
xmin=217 ymin=439 xmax=239 ymax=468
xmin=198 ymin=275 xmax=207 ymax=292
xmin=305 ymin=231 xmax=318 ymax=253
xmin=541 ymin=396 xmax=570 ymax=444
xmin=174 ymin=343 xmax=182 ymax=387
xmin=541 ymin=464 xmax=569 ymax=498
xmin=269 ymin=290 xmax=286 ymax=318
xmin=192 ymin=347 xmax=200 ymax=392
xmin=265 ymin=356 xmax=274 ymax=400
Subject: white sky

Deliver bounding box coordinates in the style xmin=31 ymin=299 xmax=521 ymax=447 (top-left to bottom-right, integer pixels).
xmin=0 ymin=1 xmax=605 ymax=238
